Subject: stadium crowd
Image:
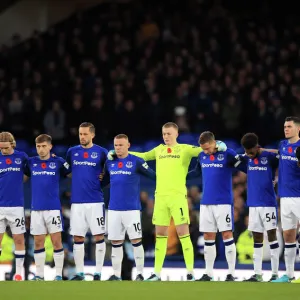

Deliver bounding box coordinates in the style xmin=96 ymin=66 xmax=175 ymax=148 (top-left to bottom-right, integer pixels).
xmin=0 ymin=0 xmax=299 ymax=277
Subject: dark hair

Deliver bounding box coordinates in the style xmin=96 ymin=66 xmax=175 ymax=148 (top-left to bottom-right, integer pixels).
xmin=114 ymin=134 xmax=129 ymax=140
xmin=241 ymin=133 xmax=258 ymax=149
xmin=285 ymin=116 xmax=300 ymax=125
xmin=35 ymin=134 xmax=52 ymax=144
xmin=162 ymin=122 xmax=178 ymax=131
xmin=198 ymin=131 xmax=215 ymax=145
xmin=79 ymin=122 xmax=95 ymax=134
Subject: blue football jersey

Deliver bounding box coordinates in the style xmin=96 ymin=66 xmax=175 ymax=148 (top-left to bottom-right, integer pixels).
xmin=26 ymin=156 xmax=71 ymax=210
xmin=105 ymin=154 xmax=155 ymax=211
xmin=238 ymin=151 xmax=278 ymax=207
xmin=188 ymin=148 xmax=241 ymax=205
xmin=66 ymin=144 xmax=107 ymax=204
xmin=278 ymin=139 xmax=300 ymax=197
xmin=0 ymin=150 xmax=28 ymax=207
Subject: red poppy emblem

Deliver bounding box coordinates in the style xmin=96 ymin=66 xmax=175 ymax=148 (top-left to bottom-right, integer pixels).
xmin=6 ymin=158 xmax=12 ymax=165
xmin=118 ymin=162 xmax=123 ymax=168
xmin=83 ymin=152 xmax=89 ymax=158
xmin=167 ymin=148 xmax=172 ymax=153
xmin=288 ymin=147 xmax=293 ymax=153
xmin=41 ymin=163 xmax=47 ymax=169
xmin=254 ymin=158 xmax=259 ymax=165
xmin=209 ymin=155 xmax=215 ymax=161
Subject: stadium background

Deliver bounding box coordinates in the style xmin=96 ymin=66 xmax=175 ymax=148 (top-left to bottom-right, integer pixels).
xmin=0 ymin=0 xmax=299 ymax=280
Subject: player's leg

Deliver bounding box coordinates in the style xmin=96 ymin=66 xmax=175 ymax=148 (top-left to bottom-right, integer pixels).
xmin=107 ymin=210 xmax=124 ymax=281
xmin=88 ymin=203 xmax=106 ymax=280
xmin=243 ymin=207 xmax=264 ymax=282
xmin=47 ymin=210 xmax=64 ymax=281
xmin=273 ymin=198 xmax=297 ymax=282
xmin=146 ymin=196 xmax=170 ymax=281
xmin=0 ymin=211 xmax=7 ymax=257
xmin=263 ymin=207 xmax=280 ymax=281
xmin=30 ymin=211 xmax=48 ymax=280
xmin=70 ymin=204 xmax=88 ymax=280
xmin=171 ymin=196 xmax=194 ymax=281
xmin=198 ymin=205 xmax=217 ymax=281
xmin=33 ymin=234 xmax=46 ymax=280
xmin=9 ymin=207 xmax=26 ymax=280
xmin=217 ymin=205 xmax=236 ymax=281
xmin=126 ymin=210 xmax=144 ymax=281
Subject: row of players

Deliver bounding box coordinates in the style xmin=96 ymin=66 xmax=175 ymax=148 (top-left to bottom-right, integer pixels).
xmin=0 ymin=117 xmax=299 ymax=282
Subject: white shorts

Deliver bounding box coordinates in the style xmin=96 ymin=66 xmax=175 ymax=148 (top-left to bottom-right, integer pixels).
xmin=0 ymin=207 xmax=25 ymax=235
xmin=30 ymin=210 xmax=63 ymax=235
xmin=70 ymin=203 xmax=105 ymax=237
xmin=199 ymin=204 xmax=233 ymax=233
xmin=107 ymin=210 xmax=142 ymax=241
xmin=248 ymin=207 xmax=277 ymax=233
xmin=281 ymin=198 xmax=300 ymax=231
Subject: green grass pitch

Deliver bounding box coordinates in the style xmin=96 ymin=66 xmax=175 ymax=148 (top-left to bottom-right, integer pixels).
xmin=0 ymin=281 xmax=297 ymax=300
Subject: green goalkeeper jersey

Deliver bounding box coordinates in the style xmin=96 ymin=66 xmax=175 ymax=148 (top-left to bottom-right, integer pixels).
xmin=131 ymin=143 xmax=202 ymax=196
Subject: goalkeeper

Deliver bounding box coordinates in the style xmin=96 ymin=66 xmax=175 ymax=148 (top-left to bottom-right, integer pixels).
xmin=108 ymin=122 xmax=227 ymax=281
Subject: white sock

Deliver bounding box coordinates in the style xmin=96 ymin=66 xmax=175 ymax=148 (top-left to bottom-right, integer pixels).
xmin=15 ymin=250 xmax=26 ymax=276
xmin=253 ymin=243 xmax=263 ymax=275
xmin=132 ymin=241 xmax=144 ymax=276
xmin=284 ymin=243 xmax=296 ymax=278
xmin=111 ymin=244 xmax=123 ymax=278
xmin=95 ymin=240 xmax=106 ymax=274
xmin=73 ymin=242 xmax=85 ymax=274
xmin=269 ymin=241 xmax=279 ymax=275
xmin=53 ymin=248 xmax=64 ymax=277
xmin=204 ymin=240 xmax=216 ymax=277
xmin=224 ymin=238 xmax=236 ymax=276
xmin=34 ymin=248 xmax=45 ymax=278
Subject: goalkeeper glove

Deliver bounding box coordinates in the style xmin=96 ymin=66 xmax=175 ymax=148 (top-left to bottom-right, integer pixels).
xmin=296 ymin=147 xmax=300 ymax=167
xmin=107 ymin=150 xmax=117 ymax=160
xmin=216 ymin=140 xmax=227 ymax=152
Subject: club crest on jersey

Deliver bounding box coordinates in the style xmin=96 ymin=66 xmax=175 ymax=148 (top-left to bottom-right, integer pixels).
xmin=126 ymin=161 xmax=133 ymax=168
xmin=261 ymin=157 xmax=268 ymax=165
xmin=217 ymin=154 xmax=224 ymax=161
xmin=49 ymin=162 xmax=56 ymax=169
xmin=15 ymin=158 xmax=21 ymax=164
xmin=91 ymin=152 xmax=98 ymax=159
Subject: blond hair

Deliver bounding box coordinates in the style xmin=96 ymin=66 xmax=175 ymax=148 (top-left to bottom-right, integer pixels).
xmin=0 ymin=132 xmax=16 ymax=149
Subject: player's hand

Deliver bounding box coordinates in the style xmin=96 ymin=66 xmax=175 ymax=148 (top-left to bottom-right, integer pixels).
xmin=99 ymin=173 xmax=104 ymax=181
xmin=296 ymin=147 xmax=300 ymax=167
xmin=216 ymin=140 xmax=227 ymax=152
xmin=107 ymin=150 xmax=117 ymax=160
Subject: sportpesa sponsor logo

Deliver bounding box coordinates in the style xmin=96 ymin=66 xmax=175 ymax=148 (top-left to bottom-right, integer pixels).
xmin=201 ymin=163 xmax=223 ymax=168
xmin=249 ymin=166 xmax=267 ymax=171
xmin=32 ymin=171 xmax=55 ymax=176
xmin=281 ymin=155 xmax=298 ymax=162
xmin=0 ymin=167 xmax=21 ymax=173
xmin=110 ymin=171 xmax=132 ymax=175
xmin=159 ymin=155 xmax=180 ymax=159
xmin=73 ymin=160 xmax=96 ymax=166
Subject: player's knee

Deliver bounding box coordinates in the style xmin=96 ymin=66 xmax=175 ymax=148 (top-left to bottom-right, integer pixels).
xmin=176 ymin=224 xmax=190 ymax=236
xmin=51 ymin=238 xmax=63 ymax=250
xmin=74 ymin=236 xmax=85 ymax=243
xmin=204 ymin=232 xmax=216 ymax=240
xmin=267 ymin=230 xmax=277 ymax=242
xmin=131 ymin=238 xmax=142 ymax=245
xmin=283 ymin=229 xmax=297 ymax=243
xmin=13 ymin=234 xmax=24 ymax=247
xmin=94 ymin=234 xmax=105 ymax=243
xmin=111 ymin=240 xmax=124 ymax=245
xmin=155 ymin=226 xmax=168 ymax=236
xmin=221 ymin=231 xmax=233 ymax=240
xmin=252 ymin=232 xmax=264 ymax=243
